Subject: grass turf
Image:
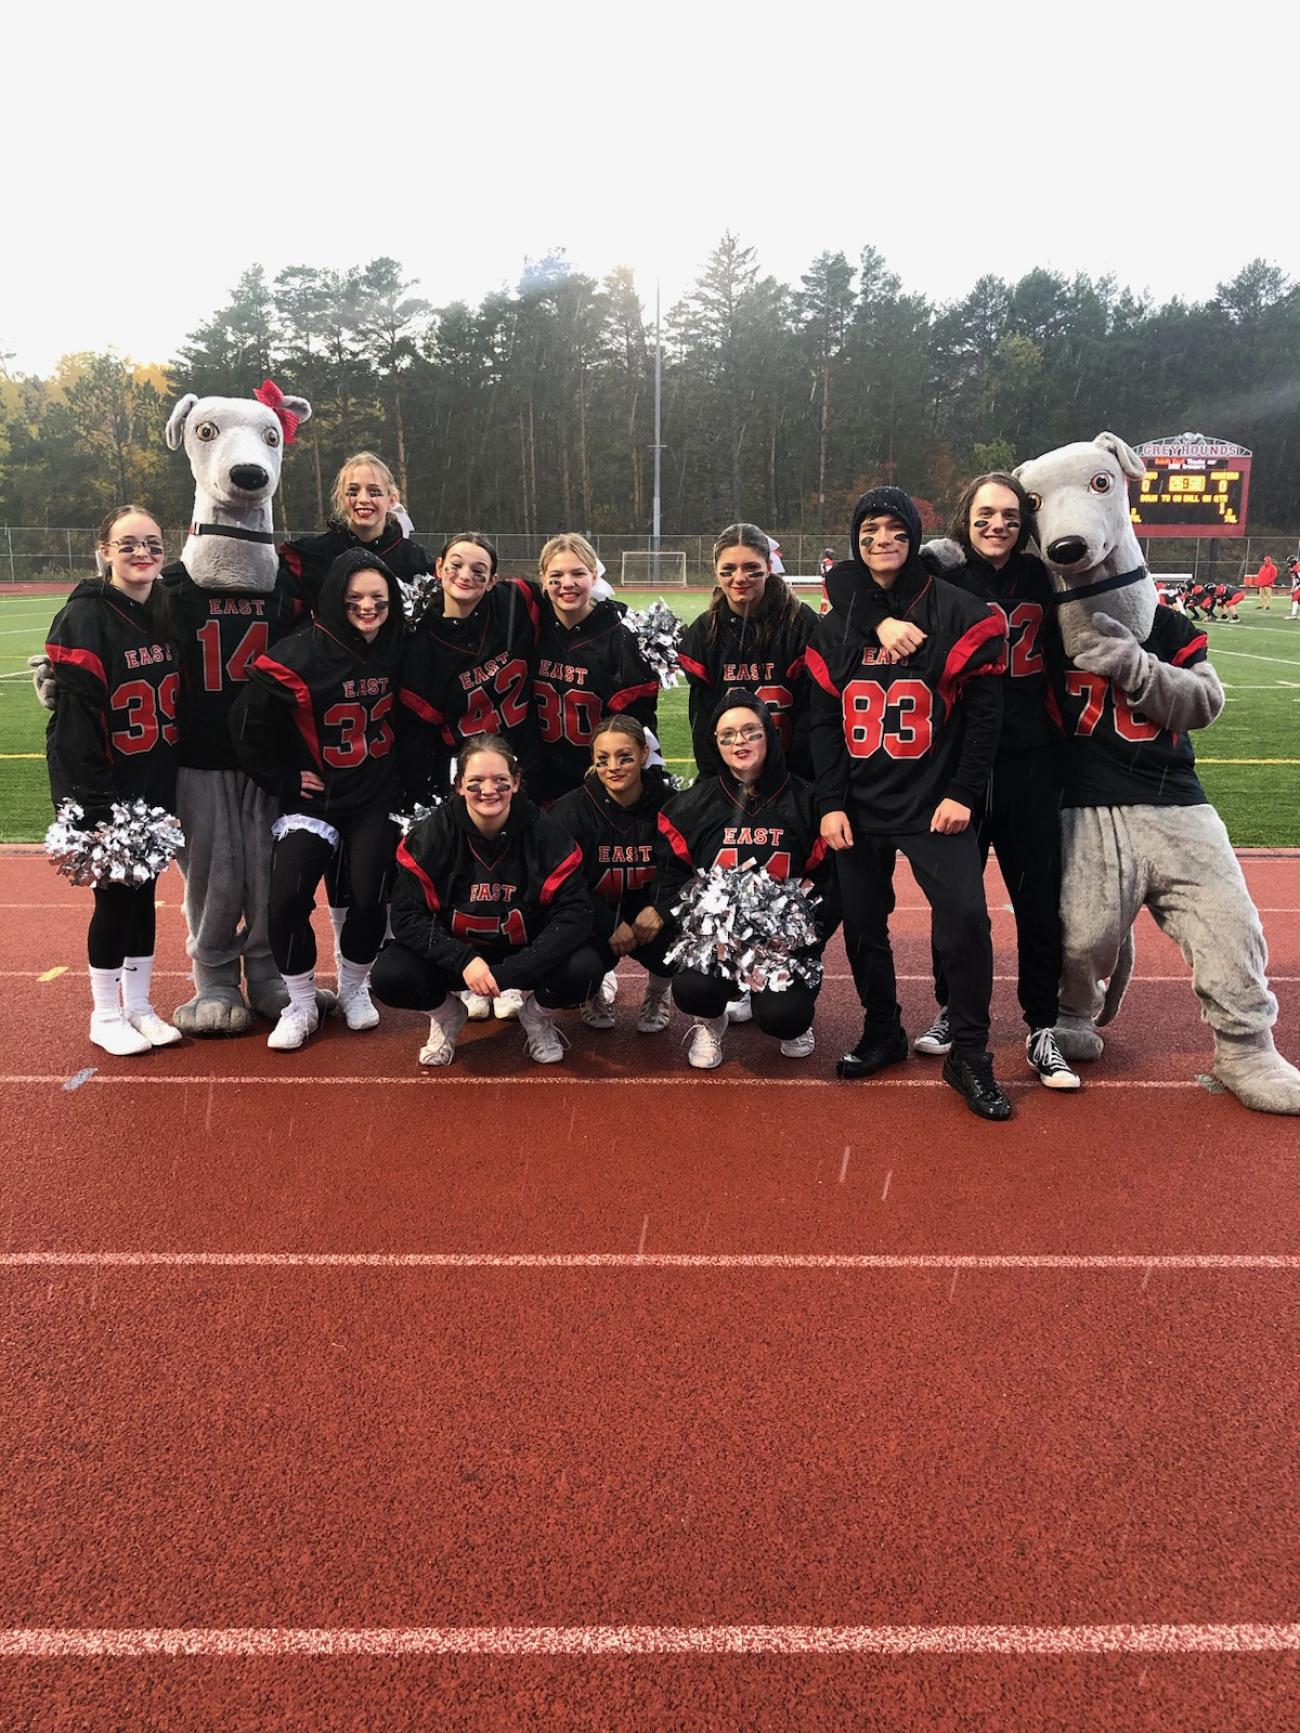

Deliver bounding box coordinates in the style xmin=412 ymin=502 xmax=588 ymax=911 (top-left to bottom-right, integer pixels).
xmin=2 ymin=587 xmax=1297 ymax=845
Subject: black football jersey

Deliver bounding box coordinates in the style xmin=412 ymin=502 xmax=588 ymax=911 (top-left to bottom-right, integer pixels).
xmin=532 ymin=599 xmax=659 ymax=802
xmin=45 ymin=579 xmax=180 ymax=815
xmin=162 ymin=563 xmax=305 ymax=770
xmin=549 ymin=769 xmax=672 ymax=921
xmin=280 ymin=524 xmax=432 ymax=611
xmin=678 ymin=601 xmax=817 ymax=776
xmin=1048 ymin=607 xmax=1209 ymax=808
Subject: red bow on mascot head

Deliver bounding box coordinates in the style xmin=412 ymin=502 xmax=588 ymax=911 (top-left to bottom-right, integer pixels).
xmin=254 ymin=379 xmax=300 ymax=445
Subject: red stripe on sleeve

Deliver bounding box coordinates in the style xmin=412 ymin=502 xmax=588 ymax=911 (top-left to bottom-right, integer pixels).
xmin=399 ymin=687 xmax=443 ymax=724
xmin=253 ymin=656 xmax=324 ymax=772
xmin=539 ymin=842 xmax=582 ymax=906
xmin=802 ymin=834 xmax=828 ymax=874
xmin=47 ymin=642 xmax=107 ymax=687
xmin=803 ymin=646 xmax=839 ymax=698
xmin=606 ymin=678 xmax=660 ymax=713
xmin=511 ymin=578 xmax=542 ymax=640
xmin=396 ymin=837 xmax=441 ymax=913
xmin=785 ymin=650 xmax=807 ymax=681
xmin=1172 ymin=633 xmax=1208 ymax=666
xmin=656 ymin=810 xmax=694 ymax=868
xmin=937 ymin=611 xmax=1007 ymax=712
xmin=677 ymin=653 xmax=710 ymax=683
xmin=280 ymin=545 xmax=303 ymax=579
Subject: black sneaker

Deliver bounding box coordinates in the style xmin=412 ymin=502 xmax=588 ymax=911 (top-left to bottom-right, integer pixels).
xmin=836 ymin=1021 xmax=908 ymax=1080
xmin=1026 ymin=1027 xmax=1082 ymax=1091
xmin=942 ymin=1050 xmax=1014 ymax=1120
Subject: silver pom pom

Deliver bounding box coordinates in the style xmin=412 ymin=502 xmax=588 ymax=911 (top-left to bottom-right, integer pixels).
xmin=665 ymin=860 xmax=823 ymax=992
xmin=623 ymin=597 xmax=686 ymax=689
xmin=399 ymin=573 xmax=441 ymax=626
xmin=45 ymin=799 xmax=184 ymax=887
xmin=389 ymin=797 xmax=443 ymax=837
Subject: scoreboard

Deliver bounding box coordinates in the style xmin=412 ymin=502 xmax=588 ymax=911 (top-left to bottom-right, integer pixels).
xmin=1129 ymin=433 xmax=1252 ymax=539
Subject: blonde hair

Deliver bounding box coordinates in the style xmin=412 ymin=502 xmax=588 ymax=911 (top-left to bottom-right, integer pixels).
xmin=331 ymin=452 xmax=397 ymax=523
xmin=538 ymin=532 xmax=599 ymax=579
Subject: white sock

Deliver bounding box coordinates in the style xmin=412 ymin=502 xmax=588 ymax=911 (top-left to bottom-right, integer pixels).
xmin=89 ymin=966 xmax=122 ymax=1016
xmin=338 ymin=957 xmax=370 ymax=997
xmin=121 ymin=954 xmax=154 ymax=1013
xmin=282 ymin=969 xmax=317 ymax=1014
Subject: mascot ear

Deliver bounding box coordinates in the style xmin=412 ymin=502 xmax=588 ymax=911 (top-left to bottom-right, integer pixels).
xmin=280 ymin=394 xmax=312 ymax=427
xmin=166 ymin=394 xmax=198 ymax=451
xmin=1094 ymin=431 xmax=1145 ymax=481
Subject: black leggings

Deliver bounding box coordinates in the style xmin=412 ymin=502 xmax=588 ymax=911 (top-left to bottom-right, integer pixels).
xmin=372 ymin=939 xmax=605 ymax=1013
xmin=672 ymin=968 xmax=817 ymax=1040
xmin=87 ymin=880 xmax=157 ymax=970
xmin=268 ymin=808 xmax=399 ymax=975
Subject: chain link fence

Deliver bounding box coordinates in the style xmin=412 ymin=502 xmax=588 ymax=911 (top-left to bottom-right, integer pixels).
xmin=4 ymin=525 xmax=1298 ymax=588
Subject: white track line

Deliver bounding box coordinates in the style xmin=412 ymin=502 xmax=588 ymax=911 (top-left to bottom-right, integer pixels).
xmin=3 ymin=1253 xmax=1295 ymax=1270
xmin=14 ymin=972 xmax=1300 ymax=984
xmin=1 ymin=1624 xmax=1296 ymax=1657
xmin=0 ymin=1074 xmax=1231 ymax=1090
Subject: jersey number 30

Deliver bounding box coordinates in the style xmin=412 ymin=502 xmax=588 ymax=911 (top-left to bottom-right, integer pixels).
xmin=842 ymin=678 xmax=934 ymax=759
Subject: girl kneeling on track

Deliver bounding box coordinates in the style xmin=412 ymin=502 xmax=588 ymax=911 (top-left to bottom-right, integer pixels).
xmin=231 ymin=549 xmax=405 ymax=1051
xmin=531 ymin=533 xmax=660 ymax=806
xmin=372 ymin=736 xmax=602 ymax=1067
xmin=46 ymin=505 xmax=183 ymax=1057
xmin=654 ymin=690 xmax=839 ymax=1070
xmin=549 ymin=715 xmax=676 ymax=1034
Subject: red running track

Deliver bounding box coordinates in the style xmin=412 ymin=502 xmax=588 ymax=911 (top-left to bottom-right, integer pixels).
xmin=1 ymin=849 xmax=1297 ymax=1728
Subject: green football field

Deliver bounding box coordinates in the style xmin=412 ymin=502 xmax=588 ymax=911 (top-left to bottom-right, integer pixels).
xmin=2 ymin=588 xmax=1297 ymax=845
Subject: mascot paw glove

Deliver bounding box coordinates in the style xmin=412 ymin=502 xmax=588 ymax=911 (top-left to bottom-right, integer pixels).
xmin=1072 ymin=611 xmax=1149 ymax=694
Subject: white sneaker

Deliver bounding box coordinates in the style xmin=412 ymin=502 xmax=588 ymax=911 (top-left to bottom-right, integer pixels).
xmin=494 ymin=988 xmax=525 ymax=1021
xmin=726 ymin=991 xmax=753 ymax=1024
xmin=636 ymin=984 xmax=672 ymax=1034
xmin=338 ymin=983 xmax=380 ymax=1031
xmin=780 ymin=1027 xmax=816 ymax=1059
xmin=518 ymin=993 xmax=569 ymax=1064
xmin=580 ymin=993 xmax=616 ymax=1030
xmin=124 ymin=1007 xmax=183 ymax=1048
xmin=89 ymin=1010 xmax=152 ymax=1057
xmin=267 ymin=1004 xmax=320 ymax=1052
xmin=419 ymin=995 xmax=469 ymax=1067
xmin=462 ymin=991 xmax=492 ymax=1021
xmin=599 ymin=969 xmax=620 ymax=1008
xmin=685 ymin=1013 xmax=727 ymax=1069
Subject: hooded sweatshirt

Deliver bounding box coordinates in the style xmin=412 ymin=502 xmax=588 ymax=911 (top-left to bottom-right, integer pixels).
xmin=808 ymin=487 xmax=1006 ymax=831
xmin=388 ymin=791 xmax=591 ymax=988
xmin=280 ymin=521 xmax=432 ymax=612
xmin=654 ymin=691 xmax=839 ymax=943
xmin=550 ymin=764 xmax=674 ymax=924
xmin=45 ymin=578 xmax=180 ymax=820
xmin=398 ymin=577 xmax=543 ymax=801
xmin=230 ymin=548 xmax=405 ymax=819
xmin=532 ymin=596 xmax=660 ymax=803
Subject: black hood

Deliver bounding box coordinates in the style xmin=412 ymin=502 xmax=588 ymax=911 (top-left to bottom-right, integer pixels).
xmin=821 ymin=487 xmax=929 ymax=625
xmin=450 ymin=788 xmax=541 ymax=844
xmin=579 ymin=761 xmax=673 ymax=817
xmin=696 ymin=686 xmax=789 ymax=794
xmin=850 ymin=486 xmax=925 ymax=579
xmin=316 ymin=547 xmax=404 ymax=656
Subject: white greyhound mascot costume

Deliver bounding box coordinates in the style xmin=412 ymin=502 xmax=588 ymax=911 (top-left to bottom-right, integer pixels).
xmin=162 ymin=382 xmax=319 ymax=1035
xmin=1015 ymin=432 xmax=1300 ymax=1114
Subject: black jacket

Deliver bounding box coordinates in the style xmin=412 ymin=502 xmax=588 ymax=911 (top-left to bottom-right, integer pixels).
xmin=389 ymin=792 xmax=592 ymax=988
xmin=45 ymin=578 xmax=180 ymax=819
xmin=230 ymin=549 xmax=405 ymax=818
xmin=549 ymin=766 xmax=674 ymax=923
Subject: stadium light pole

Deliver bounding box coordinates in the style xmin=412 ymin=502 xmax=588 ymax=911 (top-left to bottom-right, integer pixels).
xmin=652 ymin=280 xmax=662 ymax=566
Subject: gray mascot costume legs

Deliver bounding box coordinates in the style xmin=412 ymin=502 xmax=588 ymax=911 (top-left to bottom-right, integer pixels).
xmin=1016 ymin=432 xmax=1299 ymax=1114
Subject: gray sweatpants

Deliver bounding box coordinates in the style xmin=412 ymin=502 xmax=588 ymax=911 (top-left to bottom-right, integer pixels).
xmin=174 ymin=766 xmax=276 ymax=974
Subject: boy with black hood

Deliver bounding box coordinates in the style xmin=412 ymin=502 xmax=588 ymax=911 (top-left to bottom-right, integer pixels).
xmin=808 ymin=485 xmax=1013 ymax=1120
xmin=231 ymin=547 xmax=407 ymax=1051
xmin=654 ymin=689 xmax=840 ymax=1068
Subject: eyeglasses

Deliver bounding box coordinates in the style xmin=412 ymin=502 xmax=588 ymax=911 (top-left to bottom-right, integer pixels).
xmin=345 ymin=598 xmax=389 ymax=612
xmin=464 ymin=776 xmax=513 ymax=794
xmin=109 ymin=537 xmax=164 ymax=556
xmin=716 ymin=725 xmax=765 ymax=746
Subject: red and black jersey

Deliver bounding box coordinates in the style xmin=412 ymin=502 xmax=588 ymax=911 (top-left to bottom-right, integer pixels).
xmin=549 ymin=766 xmax=674 ymax=923
xmin=931 ymin=550 xmax=1055 ymax=754
xmin=398 ymin=579 xmax=542 ymax=801
xmin=280 ymin=522 xmax=432 ymax=612
xmin=678 ymin=599 xmax=817 ymax=777
xmin=531 ymin=598 xmax=659 ymax=802
xmin=389 ymin=793 xmax=592 ymax=990
xmin=807 ymin=568 xmax=1006 ymax=833
xmin=45 ymin=579 xmax=180 ymax=819
xmin=231 ymin=549 xmax=406 ymax=819
xmin=160 ymin=561 xmax=305 ymax=770
xmin=1047 ymin=605 xmax=1209 ymax=809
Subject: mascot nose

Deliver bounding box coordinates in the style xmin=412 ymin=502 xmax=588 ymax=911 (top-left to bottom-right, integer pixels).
xmin=1047 ymin=536 xmax=1089 ymax=565
xmin=230 ymin=464 xmax=270 ymax=492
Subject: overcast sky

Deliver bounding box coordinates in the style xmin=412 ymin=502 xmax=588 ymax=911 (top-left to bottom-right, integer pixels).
xmin=4 ymin=1 xmax=1295 ymax=379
